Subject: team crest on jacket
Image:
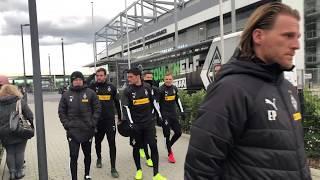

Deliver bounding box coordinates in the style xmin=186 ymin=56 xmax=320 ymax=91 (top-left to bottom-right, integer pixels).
xmin=265 ymin=98 xmax=278 ymax=121
xmin=132 ymin=92 xmax=136 ymax=99
xmin=81 ymin=93 xmax=89 ymax=103
xmin=145 ymin=89 xmax=148 ymax=96
xmin=173 ymin=89 xmax=176 ymax=94
xmin=69 ymin=96 xmax=73 ymax=102
xmin=108 ymin=86 xmax=111 ymax=92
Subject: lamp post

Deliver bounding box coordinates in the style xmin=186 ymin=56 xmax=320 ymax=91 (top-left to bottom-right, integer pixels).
xmin=48 ymin=54 xmax=51 ymax=76
xmin=20 ymin=23 xmax=30 ymax=86
xmin=61 ymin=38 xmax=66 ymax=86
xmin=48 ymin=54 xmax=51 ymax=91
xmin=27 ymin=0 xmax=48 ymax=178
xmin=219 ymin=0 xmax=225 ymax=63
xmin=125 ymin=0 xmax=131 ymax=68
xmin=91 ymin=1 xmax=97 ymax=71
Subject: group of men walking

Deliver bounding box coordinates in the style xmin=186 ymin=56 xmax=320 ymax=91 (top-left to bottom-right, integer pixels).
xmin=58 ymin=67 xmax=184 ymax=180
xmin=57 ymin=2 xmax=312 ymax=180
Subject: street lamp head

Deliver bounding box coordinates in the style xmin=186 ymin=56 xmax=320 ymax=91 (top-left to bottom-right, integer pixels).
xmin=21 ymin=24 xmax=30 ymax=27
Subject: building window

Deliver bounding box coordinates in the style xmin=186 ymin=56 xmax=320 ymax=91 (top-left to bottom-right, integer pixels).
xmin=199 ymin=24 xmax=206 ymax=42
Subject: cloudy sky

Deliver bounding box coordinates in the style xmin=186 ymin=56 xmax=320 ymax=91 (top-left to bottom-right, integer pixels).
xmin=0 ymin=0 xmax=136 ymax=76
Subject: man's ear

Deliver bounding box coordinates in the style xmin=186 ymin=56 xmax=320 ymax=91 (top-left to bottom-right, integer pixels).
xmin=252 ymin=29 xmax=264 ymax=46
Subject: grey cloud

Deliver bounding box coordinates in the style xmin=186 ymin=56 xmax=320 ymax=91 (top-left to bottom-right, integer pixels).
xmin=1 ymin=12 xmax=109 ymax=45
xmin=0 ymin=0 xmax=28 ymax=13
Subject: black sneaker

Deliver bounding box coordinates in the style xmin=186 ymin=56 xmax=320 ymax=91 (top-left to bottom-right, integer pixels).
xmin=96 ymin=158 xmax=102 ymax=168
xmin=111 ymin=168 xmax=119 ymax=178
xmin=15 ymin=169 xmax=25 ymax=179
xmin=9 ymin=172 xmax=15 ymax=180
xmin=84 ymin=175 xmax=92 ymax=180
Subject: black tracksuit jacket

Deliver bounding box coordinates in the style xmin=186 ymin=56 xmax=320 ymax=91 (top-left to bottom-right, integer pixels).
xmin=184 ymin=49 xmax=311 ymax=180
xmin=121 ymin=83 xmax=154 ymax=124
xmin=158 ymin=84 xmax=182 ymax=118
xmin=89 ymin=82 xmax=121 ymax=125
xmin=58 ymin=86 xmax=101 ymax=142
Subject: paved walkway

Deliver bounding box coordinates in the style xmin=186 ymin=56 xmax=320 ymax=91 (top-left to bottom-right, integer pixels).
xmin=2 ymin=96 xmax=189 ymax=180
xmin=2 ymin=93 xmax=320 ymax=180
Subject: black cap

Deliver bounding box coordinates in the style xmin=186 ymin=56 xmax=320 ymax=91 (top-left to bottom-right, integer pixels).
xmin=70 ymin=71 xmax=84 ymax=82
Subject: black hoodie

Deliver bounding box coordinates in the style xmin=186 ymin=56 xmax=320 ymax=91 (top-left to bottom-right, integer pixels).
xmin=185 ymin=49 xmax=311 ymax=180
xmin=58 ymin=85 xmax=101 ymax=142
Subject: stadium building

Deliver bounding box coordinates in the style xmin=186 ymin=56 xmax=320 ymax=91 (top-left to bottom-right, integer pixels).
xmin=86 ymin=0 xmax=305 ymax=90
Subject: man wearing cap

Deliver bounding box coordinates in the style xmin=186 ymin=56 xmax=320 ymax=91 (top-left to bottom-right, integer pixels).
xmin=58 ymin=71 xmax=101 ymax=180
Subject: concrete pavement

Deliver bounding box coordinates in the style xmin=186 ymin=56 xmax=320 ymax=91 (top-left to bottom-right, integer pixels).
xmin=1 ymin=93 xmax=320 ymax=180
xmin=1 ymin=94 xmax=189 ymax=180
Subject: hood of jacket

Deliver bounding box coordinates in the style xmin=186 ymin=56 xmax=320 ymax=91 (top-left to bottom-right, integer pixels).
xmin=216 ymin=48 xmax=295 ymax=84
xmin=0 ymin=95 xmax=19 ymax=105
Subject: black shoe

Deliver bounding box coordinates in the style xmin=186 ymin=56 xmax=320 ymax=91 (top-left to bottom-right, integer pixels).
xmin=84 ymin=175 xmax=92 ymax=180
xmin=15 ymin=169 xmax=25 ymax=179
xmin=9 ymin=171 xmax=15 ymax=180
xmin=96 ymin=158 xmax=102 ymax=168
xmin=111 ymin=168 xmax=119 ymax=178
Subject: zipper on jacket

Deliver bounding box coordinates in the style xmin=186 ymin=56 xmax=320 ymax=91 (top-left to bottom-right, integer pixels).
xmin=276 ymin=86 xmax=304 ymax=179
xmin=76 ymin=91 xmax=81 ymax=115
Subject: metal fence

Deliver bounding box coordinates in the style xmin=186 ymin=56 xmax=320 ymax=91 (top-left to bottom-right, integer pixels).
xmin=305 ymin=68 xmax=320 ymax=89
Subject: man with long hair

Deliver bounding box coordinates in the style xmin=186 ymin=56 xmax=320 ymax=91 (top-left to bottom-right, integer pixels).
xmin=185 ymin=2 xmax=311 ymax=180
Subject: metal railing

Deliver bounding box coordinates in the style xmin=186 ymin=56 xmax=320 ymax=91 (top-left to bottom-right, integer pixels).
xmin=306 ymin=68 xmax=320 ymax=89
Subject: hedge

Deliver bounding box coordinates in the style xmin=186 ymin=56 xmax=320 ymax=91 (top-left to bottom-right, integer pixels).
xmin=178 ymin=89 xmax=206 ymax=134
xmin=302 ymin=90 xmax=320 ymax=158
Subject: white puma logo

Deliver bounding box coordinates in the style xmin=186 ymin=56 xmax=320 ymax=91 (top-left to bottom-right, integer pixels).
xmin=265 ymin=98 xmax=278 ymax=121
xmin=265 ymin=98 xmax=278 ymax=110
